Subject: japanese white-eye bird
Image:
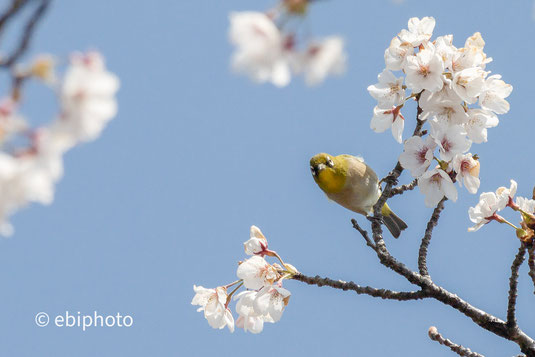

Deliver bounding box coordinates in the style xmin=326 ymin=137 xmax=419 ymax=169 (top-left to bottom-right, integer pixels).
xmin=310 ymin=153 xmax=407 ymax=238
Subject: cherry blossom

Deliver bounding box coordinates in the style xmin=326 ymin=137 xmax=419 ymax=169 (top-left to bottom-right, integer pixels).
xmin=237 ymin=255 xmax=280 ymax=290
xmin=418 ymin=168 xmax=458 ymax=207
xmin=367 ymin=69 xmax=405 ymax=108
xmin=430 ymin=122 xmax=471 ymax=162
xmin=253 ymin=285 xmax=291 ymax=323
xmin=468 ymin=192 xmax=501 ymax=232
xmin=234 ymin=290 xmax=268 ymax=334
xmin=404 ymin=46 xmax=444 ymax=92
xmin=192 ymin=285 xmax=234 ymax=332
xmin=479 ymin=75 xmax=512 ymax=114
xmin=399 ymin=135 xmax=437 ymax=178
xmin=464 ymin=109 xmax=499 ymax=144
xmin=451 ymin=67 xmax=486 ymax=104
xmin=496 ymin=179 xmax=517 ymax=210
xmin=516 ymin=197 xmax=535 ymax=214
xmin=244 ymin=225 xmax=269 ymax=255
xmin=384 ymin=36 xmax=414 ymax=71
xmin=229 ymin=11 xmax=290 ymax=87
xmin=452 ymin=153 xmax=480 ymax=194
xmin=370 ymin=105 xmax=404 ymax=143
xmin=398 ymin=16 xmax=436 ymax=47
xmin=301 ymin=37 xmax=346 ymax=86
xmin=59 ymin=51 xmax=120 ymax=143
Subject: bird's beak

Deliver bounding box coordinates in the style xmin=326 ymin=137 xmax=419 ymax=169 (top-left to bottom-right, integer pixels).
xmin=311 ymin=163 xmax=326 ymax=177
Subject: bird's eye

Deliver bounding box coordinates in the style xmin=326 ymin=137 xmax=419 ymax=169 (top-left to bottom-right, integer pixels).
xmin=310 ymin=165 xmax=316 ymax=175
xmin=326 ymin=158 xmax=334 ymax=168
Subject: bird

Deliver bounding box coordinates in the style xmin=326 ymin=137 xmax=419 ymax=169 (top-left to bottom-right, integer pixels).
xmin=309 ymin=153 xmax=407 ymax=238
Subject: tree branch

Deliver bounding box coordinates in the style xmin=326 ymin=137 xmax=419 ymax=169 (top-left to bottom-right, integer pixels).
xmin=390 ymin=178 xmax=418 ymax=197
xmin=428 ymin=326 xmax=485 ymax=357
xmin=527 ymin=244 xmax=535 ymax=295
xmin=291 ymin=273 xmax=428 ymax=301
xmin=0 ymin=0 xmax=30 ymax=35
xmin=351 ymin=218 xmax=376 ymax=252
xmin=0 ymin=0 xmax=51 ymax=68
xmin=418 ymin=197 xmax=447 ymax=276
xmin=507 ymin=243 xmax=526 ymax=329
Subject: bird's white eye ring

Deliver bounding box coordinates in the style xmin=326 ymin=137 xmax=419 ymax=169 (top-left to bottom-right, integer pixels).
xmin=310 ymin=165 xmax=316 ymax=175
xmin=326 ymin=158 xmax=334 ymax=168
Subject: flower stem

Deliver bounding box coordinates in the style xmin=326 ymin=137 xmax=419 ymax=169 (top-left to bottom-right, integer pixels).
xmin=224 ymin=279 xmax=243 ymax=289
xmin=225 ymin=282 xmax=244 ymax=308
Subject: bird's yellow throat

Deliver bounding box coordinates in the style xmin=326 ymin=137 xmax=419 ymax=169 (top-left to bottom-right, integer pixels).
xmin=316 ymin=167 xmax=346 ymax=193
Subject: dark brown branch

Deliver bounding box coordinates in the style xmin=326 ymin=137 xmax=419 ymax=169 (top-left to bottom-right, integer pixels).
xmin=528 ymin=244 xmax=535 ymax=295
xmin=0 ymin=0 xmax=50 ymax=68
xmin=351 ymin=218 xmax=376 ymax=251
xmin=507 ymin=243 xmax=526 ymax=329
xmin=0 ymin=0 xmax=30 ymax=35
xmin=291 ymin=273 xmax=428 ymax=301
xmin=418 ymin=197 xmax=447 ymax=276
xmin=428 ymin=326 xmax=485 ymax=357
xmin=390 ymin=178 xmax=418 ymax=197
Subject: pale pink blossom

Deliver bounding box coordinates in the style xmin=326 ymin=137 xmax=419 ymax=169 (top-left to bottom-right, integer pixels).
xmin=229 ymin=11 xmax=290 ymax=87
xmin=370 ymin=106 xmax=404 ymax=143
xmin=237 ymin=256 xmax=279 ymax=290
xmin=418 ymin=168 xmax=458 ymax=207
xmin=451 ymin=67 xmax=486 ymax=104
xmin=399 ymin=135 xmax=437 ymax=178
xmin=384 ymin=36 xmax=414 ymax=71
xmin=452 ymin=153 xmax=480 ymax=194
xmin=430 ymin=122 xmax=471 ymax=162
xmin=464 ymin=109 xmax=498 ymax=144
xmin=253 ymin=285 xmax=291 ymax=323
xmin=398 ymin=17 xmax=436 ymax=47
xmin=244 ymin=225 xmax=269 ymax=256
xmin=404 ymin=46 xmax=444 ymax=92
xmin=367 ymin=69 xmax=405 ymax=107
xmin=192 ymin=285 xmax=234 ymax=332
xmin=301 ymin=37 xmax=346 ymax=86
xmin=468 ymin=192 xmax=501 ymax=232
xmin=478 ymin=75 xmax=512 ymax=114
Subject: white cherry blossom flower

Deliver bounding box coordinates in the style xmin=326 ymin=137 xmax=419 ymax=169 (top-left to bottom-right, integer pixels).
xmin=253 ymin=285 xmax=291 ymax=323
xmin=434 ymin=35 xmax=455 ymax=70
xmin=234 ymin=290 xmax=269 ymax=334
xmin=367 ymin=69 xmax=405 ymax=107
xmin=301 ymin=36 xmax=346 ymax=86
xmin=384 ymin=36 xmax=414 ymax=71
xmin=192 ymin=285 xmax=234 ymax=332
xmin=370 ymin=105 xmax=404 ymax=143
xmin=418 ymin=168 xmax=457 ymax=207
xmin=404 ymin=46 xmax=444 ymax=92
xmin=399 ymin=135 xmax=437 ymax=178
xmin=59 ymin=51 xmax=120 ymax=142
xmin=452 ymin=153 xmax=480 ymax=194
xmin=244 ymin=225 xmax=269 ymax=256
xmin=237 ymin=255 xmax=279 ymax=290
xmin=496 ymin=179 xmax=517 ymax=210
xmin=430 ymin=122 xmax=471 ymax=162
xmin=464 ymin=109 xmax=498 ymax=143
xmin=421 ymin=100 xmax=468 ymax=126
xmin=478 ymin=75 xmax=512 ymax=114
xmin=451 ymin=46 xmax=486 ymax=73
xmin=451 ymin=67 xmax=486 ymax=104
xmin=516 ymin=197 xmax=535 ymax=214
xmin=229 ymin=11 xmax=290 ymax=87
xmin=0 ymin=98 xmax=27 ymax=143
xmin=398 ymin=17 xmax=435 ymax=47
xmin=468 ymin=192 xmax=501 ymax=231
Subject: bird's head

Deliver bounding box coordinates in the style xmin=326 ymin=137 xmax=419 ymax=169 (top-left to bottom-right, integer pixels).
xmin=309 ymin=153 xmax=347 ymax=193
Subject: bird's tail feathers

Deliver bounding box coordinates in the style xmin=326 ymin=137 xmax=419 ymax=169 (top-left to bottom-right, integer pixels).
xmin=382 ymin=206 xmax=408 ymax=239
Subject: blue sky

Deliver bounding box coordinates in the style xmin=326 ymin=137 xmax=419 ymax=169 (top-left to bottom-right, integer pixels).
xmin=1 ymin=0 xmax=534 ymax=356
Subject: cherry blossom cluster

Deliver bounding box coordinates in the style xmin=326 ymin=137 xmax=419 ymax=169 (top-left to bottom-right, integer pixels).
xmin=468 ymin=180 xmax=535 ymax=241
xmin=229 ymin=0 xmax=346 ymax=87
xmin=192 ymin=225 xmax=297 ymax=333
xmin=367 ymin=17 xmax=512 ymax=207
xmin=0 ymin=51 xmax=119 ymax=235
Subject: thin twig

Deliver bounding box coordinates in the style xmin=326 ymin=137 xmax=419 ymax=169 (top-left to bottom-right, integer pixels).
xmin=507 ymin=243 xmax=526 ymax=329
xmin=390 ymin=178 xmax=418 ymax=197
xmin=418 ymin=197 xmax=447 ymax=276
xmin=527 ymin=244 xmax=535 ymax=295
xmin=1 ymin=0 xmax=51 ymax=68
xmin=291 ymin=273 xmax=428 ymax=301
xmin=351 ymin=218 xmax=376 ymax=251
xmin=0 ymin=0 xmax=30 ymax=36
xmin=428 ymin=326 xmax=485 ymax=357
